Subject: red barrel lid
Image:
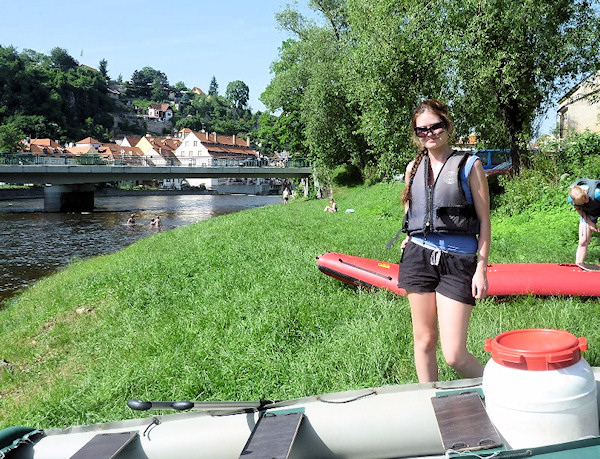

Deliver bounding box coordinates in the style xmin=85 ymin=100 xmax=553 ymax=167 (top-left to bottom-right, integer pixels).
xmin=484 ymin=329 xmax=588 ymax=371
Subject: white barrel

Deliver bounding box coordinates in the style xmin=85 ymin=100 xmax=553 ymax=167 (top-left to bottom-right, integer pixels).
xmin=482 ymin=329 xmax=599 ymax=449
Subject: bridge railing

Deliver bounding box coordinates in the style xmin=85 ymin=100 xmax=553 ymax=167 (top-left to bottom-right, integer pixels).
xmin=0 ymin=153 xmax=310 ymax=169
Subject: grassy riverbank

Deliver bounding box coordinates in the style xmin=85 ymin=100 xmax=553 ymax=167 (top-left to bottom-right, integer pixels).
xmin=1 ymin=182 xmax=600 ymax=429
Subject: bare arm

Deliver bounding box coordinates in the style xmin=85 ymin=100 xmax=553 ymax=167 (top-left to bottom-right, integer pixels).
xmin=400 ymin=161 xmax=415 ymax=251
xmin=575 ymin=207 xmax=600 ymax=233
xmin=468 ymin=159 xmax=490 ymax=298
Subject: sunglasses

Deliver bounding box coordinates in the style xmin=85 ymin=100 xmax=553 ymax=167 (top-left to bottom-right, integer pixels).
xmin=414 ymin=121 xmax=446 ymax=138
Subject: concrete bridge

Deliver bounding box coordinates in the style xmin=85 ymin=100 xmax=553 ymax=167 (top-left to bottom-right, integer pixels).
xmin=0 ymin=163 xmax=312 ymax=212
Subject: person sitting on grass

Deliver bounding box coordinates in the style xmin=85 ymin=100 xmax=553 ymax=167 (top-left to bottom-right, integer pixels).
xmin=324 ymin=198 xmax=338 ymax=213
xmin=568 ymin=179 xmax=600 ymax=264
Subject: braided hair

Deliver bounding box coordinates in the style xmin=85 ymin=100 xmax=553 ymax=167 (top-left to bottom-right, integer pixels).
xmin=401 ymin=99 xmax=454 ymax=205
xmin=400 ymin=148 xmax=427 ymax=204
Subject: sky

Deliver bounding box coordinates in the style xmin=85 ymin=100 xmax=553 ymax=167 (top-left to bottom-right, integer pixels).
xmin=1 ymin=0 xmax=304 ymax=113
xmin=1 ymin=0 xmax=558 ymax=136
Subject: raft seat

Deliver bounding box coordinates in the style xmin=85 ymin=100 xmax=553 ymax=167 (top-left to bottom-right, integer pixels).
xmin=432 ymin=391 xmax=503 ymax=453
xmin=239 ymin=411 xmax=304 ymax=458
xmin=70 ymin=431 xmax=138 ymax=459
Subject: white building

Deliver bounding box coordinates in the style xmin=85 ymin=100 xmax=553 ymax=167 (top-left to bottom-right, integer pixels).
xmin=175 ymin=131 xmax=266 ymax=192
xmin=557 ymin=72 xmax=600 ymax=139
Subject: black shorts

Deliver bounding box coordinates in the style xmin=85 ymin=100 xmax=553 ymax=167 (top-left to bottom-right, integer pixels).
xmin=398 ymin=240 xmax=477 ymax=305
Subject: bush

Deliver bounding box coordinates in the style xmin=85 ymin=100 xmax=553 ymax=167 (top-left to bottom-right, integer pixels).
xmin=493 ymin=131 xmax=600 ymax=216
xmin=332 ymin=163 xmax=363 ymax=186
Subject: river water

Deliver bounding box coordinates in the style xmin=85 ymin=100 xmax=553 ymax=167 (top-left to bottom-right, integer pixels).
xmin=0 ymin=193 xmax=280 ymax=304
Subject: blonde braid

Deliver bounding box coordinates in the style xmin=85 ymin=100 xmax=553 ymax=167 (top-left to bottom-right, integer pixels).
xmin=401 ymin=148 xmax=427 ymax=205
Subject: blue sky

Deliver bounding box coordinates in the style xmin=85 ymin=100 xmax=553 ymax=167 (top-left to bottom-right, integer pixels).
xmin=1 ymin=0 xmax=302 ymax=112
xmin=2 ymin=1 xmax=556 ymax=135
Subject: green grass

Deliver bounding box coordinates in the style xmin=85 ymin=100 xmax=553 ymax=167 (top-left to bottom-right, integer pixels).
xmin=1 ymin=182 xmax=600 ymax=429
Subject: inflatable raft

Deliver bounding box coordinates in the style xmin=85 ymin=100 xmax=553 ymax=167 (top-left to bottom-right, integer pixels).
xmin=4 ymin=374 xmax=600 ymax=458
xmin=316 ymin=252 xmax=600 ymax=297
xmin=3 ymin=329 xmax=600 ymax=458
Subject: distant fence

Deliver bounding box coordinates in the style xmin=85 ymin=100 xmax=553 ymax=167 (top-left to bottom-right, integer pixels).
xmin=0 ymin=153 xmax=310 ymax=169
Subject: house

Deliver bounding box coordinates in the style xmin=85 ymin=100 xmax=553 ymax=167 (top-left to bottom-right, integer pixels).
xmin=557 ymin=72 xmax=600 ymax=139
xmin=76 ymin=137 xmax=103 ymax=149
xmin=66 ymin=145 xmax=98 ymax=157
xmin=147 ymin=104 xmax=173 ymax=122
xmin=25 ymin=139 xmax=69 ymax=156
xmin=191 ymin=87 xmax=205 ymax=95
xmin=97 ymin=143 xmax=145 ymax=165
xmin=118 ymin=136 xmax=142 ymax=147
xmin=133 ymin=135 xmax=181 ymax=188
xmin=174 ymin=131 xmax=263 ymax=192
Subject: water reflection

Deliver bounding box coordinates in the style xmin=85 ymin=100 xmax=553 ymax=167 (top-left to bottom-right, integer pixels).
xmin=0 ymin=194 xmax=280 ymax=303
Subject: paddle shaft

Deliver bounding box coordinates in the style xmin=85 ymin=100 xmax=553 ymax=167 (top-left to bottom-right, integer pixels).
xmin=127 ymin=399 xmax=274 ymax=412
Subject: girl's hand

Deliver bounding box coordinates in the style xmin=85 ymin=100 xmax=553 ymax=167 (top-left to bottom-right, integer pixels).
xmin=472 ymin=266 xmax=488 ymax=299
xmin=400 ymin=237 xmax=409 ymax=252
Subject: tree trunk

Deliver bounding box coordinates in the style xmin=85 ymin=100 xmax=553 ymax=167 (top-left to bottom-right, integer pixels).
xmin=501 ymin=100 xmax=524 ymax=176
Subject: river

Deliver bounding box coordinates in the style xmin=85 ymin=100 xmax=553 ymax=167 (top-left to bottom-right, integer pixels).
xmin=0 ymin=193 xmax=280 ymax=304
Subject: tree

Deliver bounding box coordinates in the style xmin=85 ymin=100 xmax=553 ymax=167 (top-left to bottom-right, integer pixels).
xmin=225 ymin=80 xmax=250 ymax=110
xmin=446 ymin=0 xmax=600 ymax=174
xmin=129 ymin=66 xmax=169 ymax=99
xmin=173 ymin=81 xmax=187 ymax=92
xmin=208 ymin=76 xmax=219 ymax=96
xmin=343 ymin=0 xmax=449 ymax=174
xmin=98 ymin=59 xmax=108 ymax=79
xmin=0 ymin=124 xmax=25 ymax=153
xmin=49 ymin=47 xmax=78 ymax=72
xmin=263 ymin=2 xmax=366 ymax=170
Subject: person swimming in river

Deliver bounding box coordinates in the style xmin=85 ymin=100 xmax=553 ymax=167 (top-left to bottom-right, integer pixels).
xmin=150 ymin=216 xmax=162 ymax=228
xmin=126 ymin=214 xmax=136 ymax=225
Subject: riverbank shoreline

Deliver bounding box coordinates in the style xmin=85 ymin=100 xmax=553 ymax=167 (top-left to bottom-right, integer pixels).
xmin=0 ymin=187 xmax=220 ymax=201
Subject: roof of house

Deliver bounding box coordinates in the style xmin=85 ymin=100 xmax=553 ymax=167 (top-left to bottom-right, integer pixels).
xmin=76 ymin=137 xmax=102 ymax=145
xmin=120 ymin=136 xmax=142 ymax=147
xmin=146 ymin=136 xmax=181 ymax=151
xmin=29 ymin=138 xmax=63 ymax=148
xmin=194 ymin=131 xmax=252 ymax=148
xmin=26 ymin=139 xmax=69 ymax=155
xmin=66 ymin=145 xmax=97 ymax=155
xmin=149 ymin=104 xmax=171 ymax=111
xmin=97 ymin=143 xmax=147 ymax=164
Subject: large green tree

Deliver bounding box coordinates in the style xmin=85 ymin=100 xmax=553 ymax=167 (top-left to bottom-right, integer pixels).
xmin=265 ymin=0 xmax=600 ymax=179
xmin=129 ymin=66 xmax=169 ymax=100
xmin=447 ymin=0 xmax=600 ymax=174
xmin=225 ymin=80 xmax=250 ymax=110
xmin=262 ymin=1 xmax=366 ymax=170
xmin=343 ymin=0 xmax=450 ymax=174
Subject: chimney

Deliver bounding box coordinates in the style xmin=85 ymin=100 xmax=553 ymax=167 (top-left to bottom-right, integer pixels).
xmin=213 ymin=132 xmax=217 ymax=143
xmin=205 ymin=132 xmax=210 ymax=141
xmin=232 ymin=134 xmax=236 ymax=145
xmin=246 ymin=136 xmax=251 ymax=147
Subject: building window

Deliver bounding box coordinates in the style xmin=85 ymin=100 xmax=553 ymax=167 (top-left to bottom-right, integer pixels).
xmin=185 ymin=141 xmax=189 ymax=146
xmin=193 ymin=141 xmax=198 ymax=147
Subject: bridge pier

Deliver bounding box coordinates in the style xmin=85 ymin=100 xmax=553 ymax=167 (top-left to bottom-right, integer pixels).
xmin=44 ymin=184 xmax=96 ymax=212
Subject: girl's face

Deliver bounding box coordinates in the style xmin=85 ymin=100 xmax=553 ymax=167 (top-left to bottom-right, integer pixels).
xmin=414 ymin=111 xmax=449 ymax=149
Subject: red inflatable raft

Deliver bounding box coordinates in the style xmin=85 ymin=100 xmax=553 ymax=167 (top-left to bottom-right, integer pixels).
xmin=316 ymin=252 xmax=600 ymax=297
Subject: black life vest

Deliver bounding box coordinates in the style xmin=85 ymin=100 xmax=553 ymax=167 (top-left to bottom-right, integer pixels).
xmin=404 ymin=151 xmax=479 ymax=235
xmin=571 ymin=178 xmax=600 ymax=217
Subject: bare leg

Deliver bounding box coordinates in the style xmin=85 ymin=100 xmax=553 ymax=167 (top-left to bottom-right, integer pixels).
xmin=576 ymin=219 xmax=591 ymax=264
xmin=408 ymin=292 xmax=439 ymax=382
xmin=436 ymin=293 xmax=483 ymax=379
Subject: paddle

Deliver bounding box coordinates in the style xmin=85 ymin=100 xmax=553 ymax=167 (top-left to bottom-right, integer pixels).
xmin=127 ymin=399 xmax=275 ymax=412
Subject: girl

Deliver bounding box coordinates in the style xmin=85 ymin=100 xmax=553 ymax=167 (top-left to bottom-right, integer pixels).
xmin=398 ymin=99 xmax=491 ymax=382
